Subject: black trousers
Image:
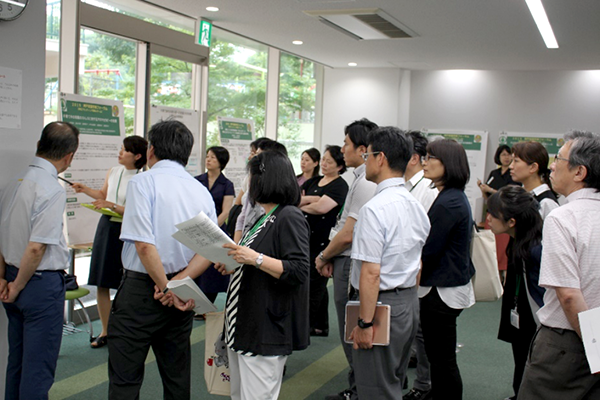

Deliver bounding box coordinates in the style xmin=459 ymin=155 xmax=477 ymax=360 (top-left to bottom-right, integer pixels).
xmin=420 ymin=288 xmax=464 ymax=400
xmin=107 ymin=271 xmax=194 ymax=400
xmin=309 ymin=263 xmax=329 ymax=331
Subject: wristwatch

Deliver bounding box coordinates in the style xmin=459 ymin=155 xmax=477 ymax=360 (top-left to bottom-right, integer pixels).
xmin=318 ymin=251 xmax=328 ymax=262
xmin=357 ymin=318 xmax=374 ymax=329
xmin=255 ymin=253 xmax=264 ymax=268
xmin=112 ymin=204 xmax=117 ymax=210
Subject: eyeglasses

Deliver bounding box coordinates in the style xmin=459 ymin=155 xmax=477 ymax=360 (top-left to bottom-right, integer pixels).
xmin=361 ymin=151 xmax=383 ymax=161
xmin=553 ymin=155 xmax=569 ymax=164
xmin=420 ymin=155 xmax=437 ymax=163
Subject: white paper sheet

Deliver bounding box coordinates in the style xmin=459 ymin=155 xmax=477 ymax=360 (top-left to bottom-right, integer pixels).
xmin=172 ymin=211 xmax=240 ymax=272
xmin=166 ymin=276 xmax=218 ymax=315
xmin=578 ymin=306 xmax=600 ymax=374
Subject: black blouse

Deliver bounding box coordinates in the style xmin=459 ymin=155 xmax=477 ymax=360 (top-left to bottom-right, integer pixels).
xmin=486 ymin=168 xmax=519 ymax=191
xmin=227 ymin=205 xmax=310 ymax=356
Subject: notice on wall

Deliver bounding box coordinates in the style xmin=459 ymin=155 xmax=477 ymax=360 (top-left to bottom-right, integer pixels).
xmin=499 ymin=131 xmax=565 ymax=166
xmin=59 ymin=93 xmax=125 ymax=245
xmin=150 ymin=105 xmax=201 ymax=176
xmin=218 ymin=117 xmax=255 ymax=193
xmin=0 ymin=66 xmax=22 ymax=129
xmin=426 ymin=130 xmax=489 ymax=222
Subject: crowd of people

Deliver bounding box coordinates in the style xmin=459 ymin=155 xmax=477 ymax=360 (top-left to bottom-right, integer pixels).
xmin=1 ymin=118 xmax=599 ymax=400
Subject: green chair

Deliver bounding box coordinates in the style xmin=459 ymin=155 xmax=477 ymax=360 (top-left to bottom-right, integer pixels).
xmin=64 ymin=288 xmax=94 ymax=340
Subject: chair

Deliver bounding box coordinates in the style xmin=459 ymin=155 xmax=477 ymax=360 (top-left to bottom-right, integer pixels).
xmin=63 ymin=288 xmax=94 ymax=340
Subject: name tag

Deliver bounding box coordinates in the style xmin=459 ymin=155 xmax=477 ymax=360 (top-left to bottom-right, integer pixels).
xmin=510 ymin=309 xmax=520 ymax=329
xmin=329 ymin=227 xmax=339 ymax=241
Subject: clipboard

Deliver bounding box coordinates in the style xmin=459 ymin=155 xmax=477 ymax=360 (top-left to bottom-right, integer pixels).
xmin=344 ymin=301 xmax=391 ymax=346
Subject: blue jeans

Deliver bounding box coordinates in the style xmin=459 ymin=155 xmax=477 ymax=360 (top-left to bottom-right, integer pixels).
xmin=3 ymin=264 xmax=65 ymax=400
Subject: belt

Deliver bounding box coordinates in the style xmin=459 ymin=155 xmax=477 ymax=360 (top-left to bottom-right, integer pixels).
xmin=541 ymin=325 xmax=576 ymax=336
xmin=124 ymin=269 xmax=183 ymax=281
xmin=355 ymin=285 xmax=413 ymax=297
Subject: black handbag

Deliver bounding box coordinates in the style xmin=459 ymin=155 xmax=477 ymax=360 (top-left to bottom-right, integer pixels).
xmin=64 ymin=273 xmax=79 ymax=291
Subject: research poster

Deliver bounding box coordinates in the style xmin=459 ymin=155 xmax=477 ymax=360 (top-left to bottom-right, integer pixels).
xmin=499 ymin=131 xmax=564 ymax=166
xmin=218 ymin=116 xmax=255 ymax=193
xmin=150 ymin=105 xmax=201 ymax=176
xmin=426 ymin=130 xmax=489 ymax=222
xmin=59 ymin=93 xmax=125 ymax=245
xmin=0 ymin=66 xmax=22 ymax=129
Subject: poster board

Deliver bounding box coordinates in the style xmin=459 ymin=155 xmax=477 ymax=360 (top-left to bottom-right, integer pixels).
xmin=59 ymin=93 xmax=125 ymax=245
xmin=499 ymin=131 xmax=564 ymax=166
xmin=150 ymin=105 xmax=201 ymax=176
xmin=218 ymin=117 xmax=255 ymax=193
xmin=425 ymin=130 xmax=489 ymax=223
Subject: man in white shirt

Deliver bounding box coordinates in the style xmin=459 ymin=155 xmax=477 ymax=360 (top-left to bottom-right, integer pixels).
xmin=349 ymin=127 xmax=431 ymax=399
xmin=0 ymin=122 xmax=79 ymax=399
xmin=108 ymin=120 xmax=217 ymax=400
xmin=316 ymin=118 xmax=378 ymax=400
xmin=518 ymin=131 xmax=600 ymax=399
xmin=403 ymin=131 xmax=438 ymax=400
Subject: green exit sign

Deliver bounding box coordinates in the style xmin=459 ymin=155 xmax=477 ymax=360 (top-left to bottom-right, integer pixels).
xmin=195 ymin=19 xmax=212 ymax=47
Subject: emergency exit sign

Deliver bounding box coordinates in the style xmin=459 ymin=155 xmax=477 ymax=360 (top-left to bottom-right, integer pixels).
xmin=196 ymin=19 xmax=212 ymax=47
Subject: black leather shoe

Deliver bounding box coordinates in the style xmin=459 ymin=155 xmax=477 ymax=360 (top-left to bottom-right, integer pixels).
xmin=403 ymin=388 xmax=432 ymax=400
xmin=324 ymin=389 xmax=352 ymax=400
xmin=90 ymin=335 xmax=108 ymax=349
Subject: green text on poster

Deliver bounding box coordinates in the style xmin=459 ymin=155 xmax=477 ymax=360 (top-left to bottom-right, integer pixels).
xmin=60 ymin=99 xmax=121 ymax=136
xmin=501 ymin=136 xmax=563 ymax=155
xmin=219 ymin=120 xmax=253 ymax=141
xmin=427 ymin=133 xmax=482 ymax=151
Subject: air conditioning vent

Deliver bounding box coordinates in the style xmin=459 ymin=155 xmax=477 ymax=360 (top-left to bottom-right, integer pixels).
xmin=305 ymin=8 xmax=417 ymax=40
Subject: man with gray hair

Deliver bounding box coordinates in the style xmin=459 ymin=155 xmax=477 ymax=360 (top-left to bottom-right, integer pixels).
xmin=518 ymin=131 xmax=600 ymax=399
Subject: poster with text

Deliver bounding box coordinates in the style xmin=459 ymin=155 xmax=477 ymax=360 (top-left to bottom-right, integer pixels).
xmin=0 ymin=66 xmax=22 ymax=129
xmin=150 ymin=105 xmax=201 ymax=176
xmin=59 ymin=93 xmax=125 ymax=245
xmin=218 ymin=117 xmax=255 ymax=194
xmin=499 ymin=131 xmax=565 ymax=167
xmin=426 ymin=130 xmax=489 ymax=222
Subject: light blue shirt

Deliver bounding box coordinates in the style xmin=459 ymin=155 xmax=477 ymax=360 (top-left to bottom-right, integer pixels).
xmin=120 ymin=160 xmax=218 ymax=274
xmin=0 ymin=157 xmax=69 ymax=271
xmin=351 ymin=177 xmax=430 ymax=290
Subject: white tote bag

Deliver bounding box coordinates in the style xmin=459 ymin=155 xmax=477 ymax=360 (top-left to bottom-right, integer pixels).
xmin=204 ymin=311 xmax=231 ymax=396
xmin=470 ymin=226 xmax=503 ymax=302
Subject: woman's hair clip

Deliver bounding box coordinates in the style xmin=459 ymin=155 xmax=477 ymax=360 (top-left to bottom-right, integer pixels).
xmin=259 ymin=163 xmax=266 ymax=173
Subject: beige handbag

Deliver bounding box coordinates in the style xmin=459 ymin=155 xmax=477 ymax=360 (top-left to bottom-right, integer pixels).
xmin=471 ymin=226 xmax=503 ymax=302
xmin=204 ymin=311 xmax=231 ymax=396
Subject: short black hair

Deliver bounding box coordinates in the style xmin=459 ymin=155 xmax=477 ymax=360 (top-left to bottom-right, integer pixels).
xmin=494 ymin=145 xmax=512 ymax=165
xmin=207 ymin=146 xmax=230 ymax=170
xmin=325 ymin=145 xmax=347 ymax=175
xmin=299 ymin=148 xmax=321 ymax=178
xmin=147 ymin=120 xmax=194 ymax=166
xmin=406 ymin=130 xmax=428 ymax=158
xmin=367 ymin=126 xmax=412 ymax=174
xmin=36 ymin=121 xmax=80 ymax=160
xmin=248 ymin=151 xmax=300 ymax=206
xmin=258 ymin=140 xmax=288 ymax=156
xmin=426 ymin=139 xmax=470 ymax=190
xmin=250 ymin=137 xmax=272 ymax=151
xmin=123 ymin=135 xmax=148 ymax=169
xmin=344 ymin=118 xmax=378 ymax=148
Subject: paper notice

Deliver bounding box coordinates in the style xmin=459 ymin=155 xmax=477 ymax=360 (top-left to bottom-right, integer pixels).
xmin=172 ymin=211 xmax=241 ymax=272
xmin=0 ymin=66 xmax=22 ymax=129
xmin=578 ymin=307 xmax=600 ymax=374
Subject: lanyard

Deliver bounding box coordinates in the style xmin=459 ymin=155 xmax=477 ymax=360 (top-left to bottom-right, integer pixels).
xmin=409 ymin=175 xmax=425 ymax=193
xmin=513 ymin=274 xmax=522 ymax=310
xmin=115 ymin=168 xmax=139 ymax=205
xmin=240 ymin=204 xmax=279 ymax=247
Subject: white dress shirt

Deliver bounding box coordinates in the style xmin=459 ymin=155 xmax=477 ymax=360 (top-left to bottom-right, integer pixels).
xmin=537 ymin=188 xmax=600 ymax=330
xmin=406 ymin=169 xmax=438 ymax=212
xmin=531 ymin=184 xmax=559 ymax=220
xmin=351 ymin=177 xmax=431 ymax=290
xmin=0 ymin=157 xmax=69 ymax=271
xmin=120 ymin=160 xmax=217 ymax=274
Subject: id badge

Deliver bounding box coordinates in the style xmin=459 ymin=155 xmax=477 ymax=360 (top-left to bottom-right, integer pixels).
xmin=329 ymin=227 xmax=339 ymax=241
xmin=510 ymin=309 xmax=520 ymax=329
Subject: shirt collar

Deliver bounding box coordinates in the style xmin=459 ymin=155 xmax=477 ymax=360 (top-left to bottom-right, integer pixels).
xmin=375 ymin=177 xmax=405 ymax=195
xmin=31 ymin=157 xmax=58 ymax=179
xmin=151 ymin=159 xmax=186 ymax=170
xmin=407 ymin=169 xmax=425 ymax=190
xmin=531 ymin=183 xmax=550 ymax=196
xmin=354 ymin=163 xmax=366 ymax=178
xmin=566 ymin=187 xmax=600 ymax=203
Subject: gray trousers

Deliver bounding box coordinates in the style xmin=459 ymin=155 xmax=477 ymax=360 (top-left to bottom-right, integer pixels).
xmin=518 ymin=325 xmax=600 ymax=400
xmin=352 ymin=286 xmax=419 ymax=400
xmin=412 ymin=322 xmax=431 ymax=391
xmin=333 ymin=256 xmax=357 ymax=398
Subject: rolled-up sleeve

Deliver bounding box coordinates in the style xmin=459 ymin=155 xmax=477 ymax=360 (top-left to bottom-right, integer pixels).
xmin=120 ymin=179 xmax=155 ymax=245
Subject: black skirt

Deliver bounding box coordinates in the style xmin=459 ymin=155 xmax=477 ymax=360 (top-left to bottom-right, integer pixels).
xmin=88 ymin=214 xmax=124 ymax=289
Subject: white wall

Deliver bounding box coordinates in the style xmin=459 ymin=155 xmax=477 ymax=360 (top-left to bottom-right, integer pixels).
xmin=0 ymin=2 xmax=47 ymax=398
xmin=409 ymin=70 xmax=600 ymax=175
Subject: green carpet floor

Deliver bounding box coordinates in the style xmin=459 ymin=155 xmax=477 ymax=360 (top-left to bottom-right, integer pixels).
xmin=52 ymin=284 xmax=514 ymax=399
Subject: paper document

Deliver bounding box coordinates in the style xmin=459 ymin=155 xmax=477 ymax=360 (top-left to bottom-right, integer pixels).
xmin=166 ymin=276 xmax=218 ymax=315
xmin=172 ymin=211 xmax=240 ymax=272
xmin=578 ymin=307 xmax=600 ymax=374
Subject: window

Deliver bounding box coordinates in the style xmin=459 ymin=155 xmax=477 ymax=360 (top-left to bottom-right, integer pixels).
xmin=278 ymin=52 xmax=317 ymax=174
xmin=44 ymin=0 xmax=61 ymax=125
xmin=78 ymin=28 xmax=137 ymax=135
xmin=207 ymin=30 xmax=268 ymax=147
xmin=150 ymin=54 xmax=193 ymax=109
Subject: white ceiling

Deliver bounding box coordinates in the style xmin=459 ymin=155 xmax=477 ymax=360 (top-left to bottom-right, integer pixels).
xmin=144 ymin=0 xmax=600 ymax=70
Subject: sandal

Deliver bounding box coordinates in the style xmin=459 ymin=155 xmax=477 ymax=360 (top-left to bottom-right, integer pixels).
xmin=90 ymin=335 xmax=108 ymax=349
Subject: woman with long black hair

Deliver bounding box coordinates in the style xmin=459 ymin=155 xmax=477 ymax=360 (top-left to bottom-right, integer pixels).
xmin=487 ymin=185 xmax=545 ymax=400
